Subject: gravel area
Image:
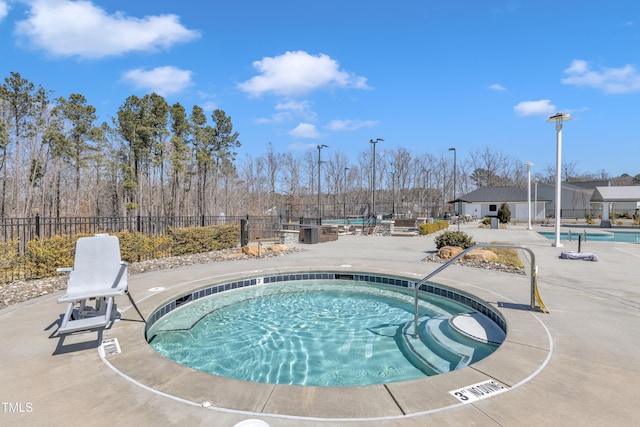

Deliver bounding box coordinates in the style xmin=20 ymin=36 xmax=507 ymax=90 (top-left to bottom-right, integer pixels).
xmin=0 ymin=246 xmax=303 ymax=310
xmin=422 ymin=253 xmax=526 ymax=275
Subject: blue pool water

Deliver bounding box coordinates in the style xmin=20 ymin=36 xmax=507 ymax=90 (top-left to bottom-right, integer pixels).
xmin=538 ymin=230 xmax=640 ymax=243
xmin=147 ymin=280 xmax=501 ymax=387
xmin=323 ymin=218 xmax=367 ymax=226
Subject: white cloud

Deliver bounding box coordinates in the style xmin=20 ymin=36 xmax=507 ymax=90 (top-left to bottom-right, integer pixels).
xmin=200 ymin=101 xmax=217 ymax=112
xmin=562 ymin=59 xmax=640 ymax=94
xmin=488 ymin=83 xmax=506 ymax=91
xmin=14 ymin=0 xmax=200 ymax=59
xmin=325 ymin=119 xmax=378 ymax=131
xmin=195 ymin=91 xmax=217 ymax=112
xmin=287 ymin=142 xmax=317 ymax=152
xmin=238 ymin=50 xmax=369 ymax=97
xmin=289 ymin=123 xmax=321 ymax=139
xmin=254 ymin=100 xmax=317 ymax=124
xmin=254 ymin=112 xmax=291 ymax=124
xmin=276 ymin=100 xmax=317 ymax=121
xmin=513 ymin=99 xmax=556 ymax=116
xmin=0 ymin=1 xmax=9 ymax=21
xmin=121 ymin=66 xmax=193 ymax=96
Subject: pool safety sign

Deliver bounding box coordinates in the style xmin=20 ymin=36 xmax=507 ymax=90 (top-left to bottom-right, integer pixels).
xmin=449 ymin=379 xmax=509 ymax=403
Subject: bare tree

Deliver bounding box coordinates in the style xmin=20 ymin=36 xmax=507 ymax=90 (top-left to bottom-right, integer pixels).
xmin=259 ymin=142 xmax=283 ymax=216
xmin=323 ymin=151 xmax=349 ymax=216
xmin=468 ymin=147 xmax=511 ymax=187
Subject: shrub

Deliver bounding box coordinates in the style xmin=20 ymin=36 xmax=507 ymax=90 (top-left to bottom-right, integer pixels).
xmin=0 ymin=224 xmax=241 ymax=284
xmin=585 ymin=212 xmax=595 ymax=225
xmin=0 ymin=240 xmax=22 ymax=279
xmin=497 ymin=202 xmax=511 ymax=224
xmin=418 ymin=220 xmax=449 ymax=235
xmin=24 ymin=235 xmax=75 ymax=279
xmin=115 ymin=231 xmax=171 ymax=263
xmin=434 ymin=230 xmax=474 ymax=249
xmin=168 ymin=224 xmax=240 ymax=256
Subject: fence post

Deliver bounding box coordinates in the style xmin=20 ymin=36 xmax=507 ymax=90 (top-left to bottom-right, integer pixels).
xmin=240 ymin=218 xmax=249 ymax=247
xmin=137 ymin=215 xmax=141 ymax=233
xmin=35 ymin=214 xmax=40 ymax=238
xmin=201 ymin=215 xmax=205 ymax=227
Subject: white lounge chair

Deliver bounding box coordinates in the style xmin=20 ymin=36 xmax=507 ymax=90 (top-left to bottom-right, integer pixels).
xmin=56 ymin=234 xmax=128 ymax=334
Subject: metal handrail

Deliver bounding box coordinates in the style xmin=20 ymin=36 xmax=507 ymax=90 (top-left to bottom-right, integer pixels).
xmin=413 ymin=243 xmax=540 ymax=338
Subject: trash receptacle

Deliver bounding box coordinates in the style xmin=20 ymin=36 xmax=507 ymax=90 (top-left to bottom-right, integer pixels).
xmin=301 ymin=226 xmax=319 ymax=244
xmin=490 ymin=217 xmax=499 ymax=229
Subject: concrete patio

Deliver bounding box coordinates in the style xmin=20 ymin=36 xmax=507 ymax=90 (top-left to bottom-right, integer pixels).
xmin=1 ymin=223 xmax=639 ymax=426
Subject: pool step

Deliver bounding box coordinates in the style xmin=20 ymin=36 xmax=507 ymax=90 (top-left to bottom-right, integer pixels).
xmin=400 ymin=314 xmax=493 ymax=374
xmin=422 ymin=316 xmax=475 ymax=370
xmin=400 ymin=320 xmax=450 ymax=375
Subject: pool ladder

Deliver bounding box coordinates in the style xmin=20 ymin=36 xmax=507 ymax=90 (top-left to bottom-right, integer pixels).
xmin=412 ymin=243 xmax=548 ymax=338
xmin=567 ymin=229 xmax=588 ymax=242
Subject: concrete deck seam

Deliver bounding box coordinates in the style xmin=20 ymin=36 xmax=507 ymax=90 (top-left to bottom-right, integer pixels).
xmin=383 ymin=383 xmax=408 ymax=416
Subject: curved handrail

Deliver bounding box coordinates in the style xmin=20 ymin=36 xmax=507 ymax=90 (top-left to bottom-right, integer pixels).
xmin=413 ymin=243 xmax=542 ymax=338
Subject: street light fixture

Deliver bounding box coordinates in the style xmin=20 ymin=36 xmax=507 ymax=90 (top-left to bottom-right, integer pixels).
xmin=317 ymin=144 xmax=329 ymax=221
xmin=525 ymin=162 xmax=534 ymax=230
xmin=546 ymin=112 xmax=572 ymax=247
xmin=448 ymin=147 xmax=456 ymax=216
xmin=369 ymin=138 xmax=384 ymax=222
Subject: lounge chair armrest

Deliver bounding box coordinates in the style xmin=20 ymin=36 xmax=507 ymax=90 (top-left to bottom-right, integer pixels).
xmin=57 ymin=267 xmax=73 ymax=273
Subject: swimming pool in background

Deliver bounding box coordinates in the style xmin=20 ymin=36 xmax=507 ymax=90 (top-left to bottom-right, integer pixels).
xmin=537 ymin=230 xmax=640 ymax=243
xmin=146 ymin=277 xmax=504 ymax=387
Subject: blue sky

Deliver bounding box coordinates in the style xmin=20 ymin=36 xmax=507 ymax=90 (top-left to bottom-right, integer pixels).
xmin=1 ymin=0 xmax=639 ymax=177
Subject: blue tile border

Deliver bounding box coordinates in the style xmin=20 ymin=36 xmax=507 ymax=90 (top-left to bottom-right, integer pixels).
xmin=144 ymin=272 xmax=506 ymax=335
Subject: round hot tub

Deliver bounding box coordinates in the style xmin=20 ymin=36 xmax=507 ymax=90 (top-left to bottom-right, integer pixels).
xmin=145 ymin=272 xmax=505 ymax=387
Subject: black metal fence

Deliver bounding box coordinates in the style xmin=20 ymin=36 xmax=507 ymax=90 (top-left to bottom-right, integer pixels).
xmin=0 ymin=214 xmax=325 ymax=251
xmin=0 ymin=215 xmax=236 ymax=250
xmin=0 ymin=214 xmax=324 ymax=284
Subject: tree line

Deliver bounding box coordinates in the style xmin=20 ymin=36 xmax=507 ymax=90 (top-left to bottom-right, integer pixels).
xmin=1 ymin=71 xmax=637 ymax=221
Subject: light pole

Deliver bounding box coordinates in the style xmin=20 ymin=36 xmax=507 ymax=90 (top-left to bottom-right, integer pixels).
xmin=317 ymin=144 xmax=328 ymax=221
xmin=448 ymin=147 xmax=456 ymax=216
xmin=344 ymin=167 xmax=350 ymax=222
xmin=390 ymin=166 xmax=396 ymax=218
xmin=534 ymin=178 xmax=539 ymax=224
xmin=423 ymin=169 xmax=430 ymax=218
xmin=370 ymin=138 xmax=384 ymax=222
xmin=525 ymin=162 xmax=534 ymax=230
xmin=546 ymin=112 xmax=572 ymax=247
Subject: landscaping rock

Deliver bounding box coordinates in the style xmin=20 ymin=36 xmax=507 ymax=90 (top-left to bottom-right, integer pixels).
xmin=438 ymin=246 xmax=463 ymax=259
xmin=423 ymin=252 xmax=525 ymax=275
xmin=241 ymin=245 xmax=261 ymax=257
xmin=463 ymin=248 xmax=499 ymax=262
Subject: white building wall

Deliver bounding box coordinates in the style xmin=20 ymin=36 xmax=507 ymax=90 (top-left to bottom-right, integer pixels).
xmin=463 ymin=204 xmax=481 ymax=218
xmin=514 ymin=203 xmax=529 ymax=221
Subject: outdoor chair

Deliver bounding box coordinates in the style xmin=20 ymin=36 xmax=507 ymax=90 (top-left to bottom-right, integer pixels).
xmin=56 ymin=234 xmax=128 ymax=334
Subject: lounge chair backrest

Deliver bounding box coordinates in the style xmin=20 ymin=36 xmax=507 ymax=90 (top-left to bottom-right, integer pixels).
xmin=69 ymin=235 xmax=126 ymax=292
